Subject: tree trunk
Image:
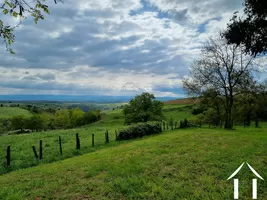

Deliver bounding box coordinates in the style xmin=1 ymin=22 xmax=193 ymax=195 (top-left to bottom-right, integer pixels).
xmin=224 ymin=98 xmax=233 ymax=129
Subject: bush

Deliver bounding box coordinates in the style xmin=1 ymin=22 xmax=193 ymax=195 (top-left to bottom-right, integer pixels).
xmin=192 ymin=106 xmax=204 ymax=115
xmin=117 ymin=122 xmax=162 ymax=140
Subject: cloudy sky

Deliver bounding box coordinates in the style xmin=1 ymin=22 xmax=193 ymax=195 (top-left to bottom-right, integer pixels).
xmin=0 ymin=0 xmax=248 ymax=97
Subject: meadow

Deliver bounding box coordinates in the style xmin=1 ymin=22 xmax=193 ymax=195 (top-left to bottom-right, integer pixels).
xmin=1 ymin=127 xmax=267 ymax=199
xmin=0 ymin=103 xmax=267 ymax=199
xmin=0 ymin=107 xmax=32 ymax=118
xmin=0 ymin=104 xmax=193 ymax=175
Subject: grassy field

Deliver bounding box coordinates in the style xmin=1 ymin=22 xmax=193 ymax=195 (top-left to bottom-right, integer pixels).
xmin=0 ymin=104 xmax=195 ymax=175
xmin=1 ymin=127 xmax=267 ymax=199
xmin=0 ymin=107 xmax=32 ymax=118
xmin=1 ymin=103 xmax=267 ymax=199
xmin=0 ymin=108 xmax=127 ymax=174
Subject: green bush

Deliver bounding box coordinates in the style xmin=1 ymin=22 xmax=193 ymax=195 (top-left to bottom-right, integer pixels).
xmin=117 ymin=122 xmax=162 ymax=140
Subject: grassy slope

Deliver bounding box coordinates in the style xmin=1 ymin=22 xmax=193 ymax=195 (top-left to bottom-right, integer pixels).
xmin=163 ymin=104 xmax=197 ymax=122
xmin=0 ymin=108 xmax=126 ymax=174
xmin=1 ymin=128 xmax=267 ymax=199
xmin=0 ymin=107 xmax=32 ymax=118
xmin=1 ymin=104 xmax=267 ymax=199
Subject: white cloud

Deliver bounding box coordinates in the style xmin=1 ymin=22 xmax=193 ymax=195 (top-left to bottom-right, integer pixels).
xmin=0 ymin=0 xmax=263 ymax=98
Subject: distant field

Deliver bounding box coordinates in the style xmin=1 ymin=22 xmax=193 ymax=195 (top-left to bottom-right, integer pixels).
xmin=164 ymin=98 xmax=200 ymax=105
xmin=0 ymin=107 xmax=32 ymax=118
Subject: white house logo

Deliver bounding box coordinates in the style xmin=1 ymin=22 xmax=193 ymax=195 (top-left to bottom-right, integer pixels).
xmin=227 ymin=162 xmax=264 ymax=199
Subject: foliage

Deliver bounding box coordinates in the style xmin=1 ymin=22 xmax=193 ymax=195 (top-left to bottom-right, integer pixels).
xmin=123 ymin=92 xmax=164 ymax=125
xmin=11 ymin=115 xmax=28 ymax=131
xmin=191 ymin=105 xmax=205 ymax=115
xmin=183 ymin=37 xmax=256 ymax=129
xmin=0 ymin=0 xmax=63 ymax=53
xmin=117 ymin=122 xmax=162 ymax=140
xmin=223 ymin=0 xmax=267 ymax=55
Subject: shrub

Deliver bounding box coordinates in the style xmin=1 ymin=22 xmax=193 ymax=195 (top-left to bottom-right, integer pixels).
xmin=192 ymin=106 xmax=204 ymax=115
xmin=117 ymin=122 xmax=162 ymax=140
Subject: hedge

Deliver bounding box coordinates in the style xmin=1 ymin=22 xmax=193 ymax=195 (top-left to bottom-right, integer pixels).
xmin=117 ymin=121 xmax=162 ymax=140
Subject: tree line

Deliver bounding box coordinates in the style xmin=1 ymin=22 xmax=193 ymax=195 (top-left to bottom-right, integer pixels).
xmin=0 ymin=108 xmax=101 ymax=133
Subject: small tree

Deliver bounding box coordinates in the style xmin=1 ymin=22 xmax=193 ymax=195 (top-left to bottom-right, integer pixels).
xmin=123 ymin=92 xmax=164 ymax=125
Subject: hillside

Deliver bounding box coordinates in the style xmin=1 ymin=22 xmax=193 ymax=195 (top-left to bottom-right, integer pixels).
xmin=164 ymin=98 xmax=200 ymax=105
xmin=1 ymin=127 xmax=267 ymax=199
xmin=0 ymin=104 xmax=193 ymax=174
xmin=0 ymin=104 xmax=267 ymax=199
xmin=0 ymin=107 xmax=32 ymax=118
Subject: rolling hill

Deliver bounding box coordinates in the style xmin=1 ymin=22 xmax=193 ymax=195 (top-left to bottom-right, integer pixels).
xmin=0 ymin=107 xmax=32 ymax=118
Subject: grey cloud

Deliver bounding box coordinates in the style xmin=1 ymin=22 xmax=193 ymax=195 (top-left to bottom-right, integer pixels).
xmin=36 ymin=73 xmax=56 ymax=80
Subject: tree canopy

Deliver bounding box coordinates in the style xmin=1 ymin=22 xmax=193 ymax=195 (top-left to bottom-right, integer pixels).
xmin=183 ymin=37 xmax=257 ymax=129
xmin=223 ymin=0 xmax=267 ymax=56
xmin=0 ymin=0 xmax=62 ymax=53
xmin=123 ymin=92 xmax=164 ymax=125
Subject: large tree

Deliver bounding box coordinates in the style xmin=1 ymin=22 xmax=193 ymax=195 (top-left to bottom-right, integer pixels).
xmin=183 ymin=37 xmax=256 ymax=129
xmin=1 ymin=0 xmax=62 ymax=53
xmin=223 ymin=0 xmax=267 ymax=56
xmin=123 ymin=92 xmax=164 ymax=125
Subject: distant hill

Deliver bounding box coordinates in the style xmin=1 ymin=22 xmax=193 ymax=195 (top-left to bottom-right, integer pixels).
xmin=0 ymin=107 xmax=32 ymax=118
xmin=164 ymin=98 xmax=200 ymax=105
xmin=0 ymin=95 xmax=176 ymax=103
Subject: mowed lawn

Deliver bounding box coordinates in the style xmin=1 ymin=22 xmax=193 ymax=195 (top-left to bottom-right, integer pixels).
xmin=0 ymin=107 xmax=32 ymax=118
xmin=1 ymin=127 xmax=267 ymax=199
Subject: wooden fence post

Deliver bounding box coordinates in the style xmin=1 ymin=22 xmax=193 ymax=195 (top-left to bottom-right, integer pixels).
xmin=39 ymin=140 xmax=43 ymax=160
xmin=105 ymin=130 xmax=109 ymax=144
xmin=76 ymin=133 xmax=80 ymax=149
xmin=32 ymin=146 xmax=38 ymax=159
xmin=92 ymin=134 xmax=94 ymax=147
xmin=6 ymin=146 xmax=11 ymax=166
xmin=115 ymin=130 xmax=118 ymax=141
xmin=59 ymin=136 xmax=63 ymax=156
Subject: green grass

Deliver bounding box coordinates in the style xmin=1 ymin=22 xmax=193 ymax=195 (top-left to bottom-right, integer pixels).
xmin=1 ymin=127 xmax=267 ymax=199
xmin=163 ymin=104 xmax=196 ymax=122
xmin=0 ymin=107 xmax=32 ymax=118
xmin=0 ymin=108 xmax=127 ymax=175
xmin=0 ymin=105 xmax=191 ymax=175
xmin=6 ymin=104 xmax=267 ymax=199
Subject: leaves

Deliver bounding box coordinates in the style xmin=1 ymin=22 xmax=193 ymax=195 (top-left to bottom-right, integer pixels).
xmin=0 ymin=0 xmax=62 ymax=53
xmin=123 ymin=92 xmax=164 ymax=125
xmin=223 ymin=0 xmax=267 ymax=56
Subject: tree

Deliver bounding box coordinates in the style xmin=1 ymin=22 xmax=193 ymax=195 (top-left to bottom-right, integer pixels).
xmin=223 ymin=0 xmax=267 ymax=56
xmin=39 ymin=112 xmax=52 ymax=130
xmin=1 ymin=0 xmax=63 ymax=53
xmin=26 ymin=114 xmax=44 ymax=131
xmin=54 ymin=109 xmax=71 ymax=129
xmin=123 ymin=92 xmax=164 ymax=125
xmin=11 ymin=115 xmax=28 ymax=131
xmin=70 ymin=108 xmax=85 ymax=127
xmin=200 ymin=89 xmax=224 ymax=127
xmin=183 ymin=37 xmax=256 ymax=129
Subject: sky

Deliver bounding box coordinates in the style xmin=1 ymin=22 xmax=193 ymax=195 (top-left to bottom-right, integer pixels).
xmin=0 ymin=0 xmax=257 ymax=98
